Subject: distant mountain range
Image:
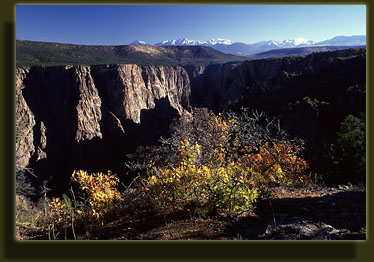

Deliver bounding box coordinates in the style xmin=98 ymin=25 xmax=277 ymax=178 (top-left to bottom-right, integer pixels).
xmin=250 ymin=45 xmax=366 ymax=59
xmin=17 ymin=38 xmax=366 ymax=68
xmin=130 ymin=35 xmax=366 ymax=55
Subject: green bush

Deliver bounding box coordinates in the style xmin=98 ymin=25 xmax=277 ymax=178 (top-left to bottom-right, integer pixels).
xmin=334 ymin=114 xmax=366 ymax=184
xmin=315 ymin=114 xmax=366 ymax=185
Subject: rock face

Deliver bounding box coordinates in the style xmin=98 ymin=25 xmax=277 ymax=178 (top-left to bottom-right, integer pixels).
xmin=193 ymin=49 xmax=365 ymax=113
xmin=16 ymin=48 xmax=366 ymax=193
xmin=191 ymin=49 xmax=366 ymax=156
xmin=16 ymin=64 xmax=191 ymax=192
xmin=16 ymin=68 xmax=36 ymax=170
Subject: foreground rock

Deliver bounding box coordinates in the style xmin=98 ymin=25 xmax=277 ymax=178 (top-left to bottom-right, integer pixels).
xmin=260 ymin=220 xmax=365 ymax=240
xmin=250 ymin=186 xmax=366 ymax=240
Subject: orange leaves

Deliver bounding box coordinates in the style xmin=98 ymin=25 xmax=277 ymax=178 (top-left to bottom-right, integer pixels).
xmin=142 ymin=112 xmax=309 ymax=217
xmin=237 ymin=141 xmax=308 ymax=186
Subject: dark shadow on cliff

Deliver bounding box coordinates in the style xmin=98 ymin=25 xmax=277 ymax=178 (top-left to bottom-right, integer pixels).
xmin=185 ymin=62 xmax=241 ymax=111
xmin=71 ymin=96 xmax=179 ymax=186
xmin=64 ymin=96 xmax=179 ymax=194
xmin=138 ymin=96 xmax=180 ymax=143
xmin=187 ymin=51 xmax=365 ymax=166
xmin=22 ymin=68 xmax=180 ymax=195
xmin=21 ymin=66 xmax=80 ymax=195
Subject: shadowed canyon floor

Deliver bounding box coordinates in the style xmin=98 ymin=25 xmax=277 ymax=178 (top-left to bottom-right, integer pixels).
xmin=17 ymin=185 xmax=365 ymax=240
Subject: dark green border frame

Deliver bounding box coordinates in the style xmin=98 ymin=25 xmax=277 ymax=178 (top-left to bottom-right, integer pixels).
xmin=1 ymin=0 xmax=371 ymax=261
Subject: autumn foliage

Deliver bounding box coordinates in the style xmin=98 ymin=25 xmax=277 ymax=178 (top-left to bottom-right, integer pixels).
xmin=140 ymin=109 xmax=308 ymax=217
xmin=71 ymin=170 xmax=124 ymax=220
xmin=47 ymin=108 xmax=308 ymax=238
xmin=47 ymin=170 xmax=123 ymax=238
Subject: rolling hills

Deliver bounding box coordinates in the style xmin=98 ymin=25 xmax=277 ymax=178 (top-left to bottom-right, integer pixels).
xmin=16 ymin=40 xmax=247 ymax=67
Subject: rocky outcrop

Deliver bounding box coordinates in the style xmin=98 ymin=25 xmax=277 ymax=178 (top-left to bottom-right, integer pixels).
xmin=256 ymin=187 xmax=366 ymax=240
xmin=16 ymin=64 xmax=191 ymax=192
xmin=16 ymin=68 xmax=36 ymax=170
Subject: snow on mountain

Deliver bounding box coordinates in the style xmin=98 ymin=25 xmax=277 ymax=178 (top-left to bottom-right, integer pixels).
xmin=130 ymin=40 xmax=149 ymax=45
xmin=156 ymin=38 xmax=206 ymax=46
xmin=134 ymin=35 xmax=365 ymax=55
xmin=155 ymin=38 xmax=232 ymax=46
xmin=207 ymin=38 xmax=233 ymax=45
xmin=259 ymin=38 xmax=315 ymax=48
xmin=154 ymin=37 xmax=314 ymax=49
xmin=294 ymin=38 xmax=314 ymax=46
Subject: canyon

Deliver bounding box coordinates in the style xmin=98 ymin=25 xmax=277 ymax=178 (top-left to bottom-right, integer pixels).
xmin=16 ymin=48 xmax=366 ymax=194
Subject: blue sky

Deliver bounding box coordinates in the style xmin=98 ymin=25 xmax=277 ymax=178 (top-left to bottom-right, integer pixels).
xmin=16 ymin=5 xmax=366 ymax=45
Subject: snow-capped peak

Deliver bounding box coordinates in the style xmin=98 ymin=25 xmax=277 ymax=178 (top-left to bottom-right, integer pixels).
xmin=130 ymin=40 xmax=148 ymax=45
xmin=261 ymin=38 xmax=314 ymax=48
xmin=208 ymin=38 xmax=232 ymax=45
xmin=155 ymin=38 xmax=233 ymax=46
xmin=130 ymin=35 xmax=364 ymax=55
xmin=293 ymin=38 xmax=315 ymax=46
xmin=158 ymin=39 xmax=200 ymax=46
xmin=294 ymin=38 xmax=308 ymax=45
xmin=179 ymin=38 xmax=206 ymax=45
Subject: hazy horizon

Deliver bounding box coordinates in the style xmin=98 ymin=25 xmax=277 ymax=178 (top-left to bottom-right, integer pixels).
xmin=16 ymin=5 xmax=366 ymax=46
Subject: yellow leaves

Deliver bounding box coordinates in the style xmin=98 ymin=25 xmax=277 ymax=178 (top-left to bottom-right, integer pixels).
xmin=49 ymin=170 xmax=123 ymax=228
xmin=74 ymin=170 xmax=124 ymax=220
xmin=142 ymin=112 xmax=309 ymax=217
xmin=148 ymin=175 xmax=157 ymax=185
xmin=48 ymin=197 xmax=71 ymax=227
xmin=147 ymin=160 xmax=155 ymax=169
xmin=143 ymin=136 xmax=260 ymax=215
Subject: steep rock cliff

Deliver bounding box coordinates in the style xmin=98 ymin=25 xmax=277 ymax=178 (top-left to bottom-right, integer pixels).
xmin=191 ymin=49 xmax=366 ymax=156
xmin=16 ymin=64 xmax=191 ymax=192
xmin=193 ymin=49 xmax=365 ymax=113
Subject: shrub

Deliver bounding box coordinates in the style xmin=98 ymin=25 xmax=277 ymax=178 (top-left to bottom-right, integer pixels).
xmin=47 ymin=170 xmax=124 ymax=239
xmin=48 ymin=196 xmax=72 ymax=226
xmin=71 ymin=170 xmax=124 ymax=220
xmin=331 ymin=114 xmax=365 ymax=184
xmin=313 ymin=114 xmax=366 ymax=185
xmin=139 ymin=109 xmax=308 ymax=217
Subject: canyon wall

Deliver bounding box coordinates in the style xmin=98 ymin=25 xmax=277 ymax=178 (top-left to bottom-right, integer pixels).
xmin=16 ymin=64 xmax=191 ymax=191
xmin=189 ymin=49 xmax=366 ymax=155
xmin=16 ymin=48 xmax=366 ymax=193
